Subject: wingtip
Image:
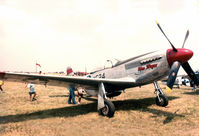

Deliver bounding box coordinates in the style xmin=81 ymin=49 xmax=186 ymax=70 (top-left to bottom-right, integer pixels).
xmin=166 ymin=86 xmax=172 ymax=93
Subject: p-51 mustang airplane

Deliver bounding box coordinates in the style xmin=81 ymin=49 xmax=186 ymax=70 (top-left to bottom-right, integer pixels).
xmin=0 ymin=21 xmax=199 ymax=117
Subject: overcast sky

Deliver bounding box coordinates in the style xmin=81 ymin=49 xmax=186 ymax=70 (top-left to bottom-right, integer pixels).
xmin=0 ymin=0 xmax=199 ymax=74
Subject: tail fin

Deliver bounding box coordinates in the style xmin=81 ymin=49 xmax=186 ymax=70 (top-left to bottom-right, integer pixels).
xmin=66 ymin=67 xmax=74 ymax=76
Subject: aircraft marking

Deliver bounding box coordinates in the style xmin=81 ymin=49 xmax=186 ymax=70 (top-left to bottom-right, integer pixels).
xmin=138 ymin=63 xmax=158 ymax=72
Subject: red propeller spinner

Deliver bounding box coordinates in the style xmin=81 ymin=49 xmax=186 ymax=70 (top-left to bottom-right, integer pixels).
xmin=167 ymin=48 xmax=193 ymax=66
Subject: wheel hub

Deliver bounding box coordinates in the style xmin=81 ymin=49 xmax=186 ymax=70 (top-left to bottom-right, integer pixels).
xmin=102 ymin=105 xmax=109 ymax=115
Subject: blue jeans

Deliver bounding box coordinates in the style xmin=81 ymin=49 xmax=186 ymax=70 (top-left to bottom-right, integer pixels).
xmin=68 ymin=86 xmax=76 ymax=104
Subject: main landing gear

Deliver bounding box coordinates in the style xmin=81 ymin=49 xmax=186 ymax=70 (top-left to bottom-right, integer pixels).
xmin=97 ymin=82 xmax=168 ymax=118
xmin=153 ymin=81 xmax=168 ymax=107
xmin=98 ymin=83 xmax=115 ymax=118
xmin=99 ymin=98 xmax=115 ymax=117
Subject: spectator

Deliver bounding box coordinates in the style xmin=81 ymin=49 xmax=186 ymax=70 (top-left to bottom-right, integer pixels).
xmin=0 ymin=80 xmax=4 ymax=93
xmin=68 ymin=85 xmax=76 ymax=104
xmin=77 ymin=86 xmax=85 ymax=104
xmin=25 ymin=82 xmax=37 ymax=101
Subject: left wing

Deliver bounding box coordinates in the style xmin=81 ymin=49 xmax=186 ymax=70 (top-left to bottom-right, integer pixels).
xmin=0 ymin=72 xmax=136 ymax=115
xmin=0 ymin=72 xmax=135 ymax=90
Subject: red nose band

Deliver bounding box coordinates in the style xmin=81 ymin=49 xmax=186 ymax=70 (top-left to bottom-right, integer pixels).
xmin=166 ymin=48 xmax=193 ymax=66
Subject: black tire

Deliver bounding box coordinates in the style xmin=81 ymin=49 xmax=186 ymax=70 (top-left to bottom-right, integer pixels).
xmin=155 ymin=94 xmax=168 ymax=107
xmin=190 ymin=80 xmax=194 ymax=87
xmin=99 ymin=99 xmax=115 ymax=118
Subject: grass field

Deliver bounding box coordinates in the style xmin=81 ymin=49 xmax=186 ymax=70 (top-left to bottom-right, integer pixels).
xmin=1 ymin=81 xmax=199 ymax=136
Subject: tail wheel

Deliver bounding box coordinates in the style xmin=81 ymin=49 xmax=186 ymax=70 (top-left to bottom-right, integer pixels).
xmin=156 ymin=94 xmax=168 ymax=107
xmin=99 ymin=99 xmax=115 ymax=118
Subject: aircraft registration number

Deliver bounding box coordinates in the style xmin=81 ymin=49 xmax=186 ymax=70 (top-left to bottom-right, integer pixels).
xmin=93 ymin=73 xmax=105 ymax=78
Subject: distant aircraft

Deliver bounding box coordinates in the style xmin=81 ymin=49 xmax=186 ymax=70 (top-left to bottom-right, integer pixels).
xmin=184 ymin=70 xmax=199 ymax=87
xmin=162 ymin=76 xmax=191 ymax=88
xmin=1 ymin=21 xmax=199 ymax=117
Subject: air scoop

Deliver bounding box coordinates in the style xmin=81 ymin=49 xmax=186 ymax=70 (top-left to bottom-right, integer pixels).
xmin=167 ymin=48 xmax=193 ymax=67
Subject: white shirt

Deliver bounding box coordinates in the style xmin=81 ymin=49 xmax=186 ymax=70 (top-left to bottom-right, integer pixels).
xmin=27 ymin=83 xmax=35 ymax=92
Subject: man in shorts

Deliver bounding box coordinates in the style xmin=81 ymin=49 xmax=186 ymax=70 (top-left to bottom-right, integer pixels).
xmin=26 ymin=82 xmax=37 ymax=101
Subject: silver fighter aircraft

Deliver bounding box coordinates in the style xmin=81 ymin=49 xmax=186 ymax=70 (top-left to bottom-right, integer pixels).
xmin=0 ymin=21 xmax=198 ymax=117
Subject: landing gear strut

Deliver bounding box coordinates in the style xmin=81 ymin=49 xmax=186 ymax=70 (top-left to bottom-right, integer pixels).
xmin=153 ymin=81 xmax=168 ymax=107
xmin=98 ymin=82 xmax=115 ymax=118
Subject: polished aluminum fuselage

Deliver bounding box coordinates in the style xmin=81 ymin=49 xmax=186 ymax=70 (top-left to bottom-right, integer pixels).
xmin=90 ymin=50 xmax=170 ymax=87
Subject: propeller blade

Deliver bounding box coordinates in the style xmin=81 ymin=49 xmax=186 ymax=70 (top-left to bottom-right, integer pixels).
xmin=166 ymin=61 xmax=181 ymax=92
xmin=155 ymin=20 xmax=177 ymax=52
xmin=182 ymin=30 xmax=189 ymax=48
xmin=182 ymin=62 xmax=199 ymax=86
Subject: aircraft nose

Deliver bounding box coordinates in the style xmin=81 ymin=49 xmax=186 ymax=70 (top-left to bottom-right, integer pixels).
xmin=166 ymin=48 xmax=193 ymax=66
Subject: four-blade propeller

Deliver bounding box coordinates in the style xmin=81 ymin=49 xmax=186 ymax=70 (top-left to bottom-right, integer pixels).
xmin=156 ymin=21 xmax=199 ymax=92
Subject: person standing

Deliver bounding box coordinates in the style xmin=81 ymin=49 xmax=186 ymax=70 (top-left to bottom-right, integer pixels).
xmin=193 ymin=84 xmax=197 ymax=92
xmin=26 ymin=82 xmax=37 ymax=101
xmin=0 ymin=80 xmax=4 ymax=93
xmin=68 ymin=85 xmax=76 ymax=104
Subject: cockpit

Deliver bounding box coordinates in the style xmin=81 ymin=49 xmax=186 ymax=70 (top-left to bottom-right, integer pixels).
xmin=90 ymin=59 xmax=121 ymax=74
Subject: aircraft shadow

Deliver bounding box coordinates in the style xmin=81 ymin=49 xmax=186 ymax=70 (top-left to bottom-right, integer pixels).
xmin=49 ymin=95 xmax=69 ymax=98
xmin=82 ymin=97 xmax=97 ymax=102
xmin=178 ymin=87 xmax=193 ymax=91
xmin=48 ymin=94 xmax=90 ymax=98
xmin=0 ymin=96 xmax=182 ymax=125
xmin=183 ymin=91 xmax=199 ymax=95
xmin=114 ymin=96 xmax=183 ymax=124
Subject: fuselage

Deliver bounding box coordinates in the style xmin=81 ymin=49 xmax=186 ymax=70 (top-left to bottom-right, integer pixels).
xmin=89 ymin=50 xmax=170 ymax=88
xmin=84 ymin=47 xmax=194 ymax=96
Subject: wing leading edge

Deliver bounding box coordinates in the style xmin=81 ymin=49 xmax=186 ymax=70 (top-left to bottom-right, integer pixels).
xmin=0 ymin=72 xmax=135 ymax=89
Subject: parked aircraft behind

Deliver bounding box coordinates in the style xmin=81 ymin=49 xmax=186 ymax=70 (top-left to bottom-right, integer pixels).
xmin=162 ymin=76 xmax=191 ymax=88
xmin=185 ymin=70 xmax=199 ymax=87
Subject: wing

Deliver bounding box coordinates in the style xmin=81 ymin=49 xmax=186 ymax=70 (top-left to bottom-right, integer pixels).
xmin=0 ymin=72 xmax=135 ymax=90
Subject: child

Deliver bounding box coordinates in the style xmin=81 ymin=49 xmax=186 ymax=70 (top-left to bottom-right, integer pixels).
xmin=25 ymin=82 xmax=37 ymax=101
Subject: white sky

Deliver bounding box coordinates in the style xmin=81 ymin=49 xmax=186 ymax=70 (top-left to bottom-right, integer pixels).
xmin=0 ymin=0 xmax=199 ymax=74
